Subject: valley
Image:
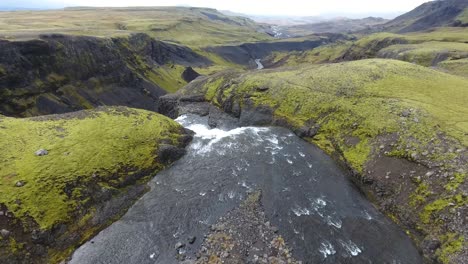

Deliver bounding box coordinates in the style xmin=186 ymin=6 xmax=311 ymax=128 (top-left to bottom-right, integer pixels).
xmin=0 ymin=1 xmax=467 ymax=264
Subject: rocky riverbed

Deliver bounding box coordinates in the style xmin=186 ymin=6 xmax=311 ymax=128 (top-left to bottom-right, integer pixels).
xmin=70 ymin=112 xmax=422 ymax=264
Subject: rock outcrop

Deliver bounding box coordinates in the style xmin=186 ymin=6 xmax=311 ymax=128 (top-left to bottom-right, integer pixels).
xmin=204 ymin=34 xmax=349 ymax=66
xmin=0 ymin=106 xmax=193 ymax=263
xmin=0 ymin=33 xmax=211 ymax=117
xmin=159 ymin=60 xmax=468 ymax=264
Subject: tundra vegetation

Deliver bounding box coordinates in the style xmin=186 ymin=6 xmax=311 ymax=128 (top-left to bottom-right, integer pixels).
xmin=0 ymin=3 xmax=467 ymax=264
xmin=173 ymin=58 xmax=467 ymax=264
xmin=0 ymin=107 xmax=191 ymax=262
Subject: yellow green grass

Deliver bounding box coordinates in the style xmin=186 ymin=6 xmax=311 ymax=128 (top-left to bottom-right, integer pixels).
xmin=195 ymin=59 xmax=468 ymax=170
xmin=188 ymin=59 xmax=468 ymax=262
xmin=455 ymin=8 xmax=468 ymax=24
xmin=0 ymin=106 xmax=186 ymax=230
xmin=0 ymin=7 xmax=272 ymax=47
xmin=265 ymin=42 xmax=353 ymax=66
xmin=438 ymin=58 xmax=468 ymax=78
xmin=378 ymin=41 xmax=468 ymax=66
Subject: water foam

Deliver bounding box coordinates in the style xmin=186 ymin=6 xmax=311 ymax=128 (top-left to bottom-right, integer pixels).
xmin=292 ymin=206 xmax=311 ymax=216
xmin=339 ymin=240 xmax=362 ymax=257
xmin=319 ymin=241 xmax=336 ymax=258
xmin=179 ymin=119 xmax=270 ymax=155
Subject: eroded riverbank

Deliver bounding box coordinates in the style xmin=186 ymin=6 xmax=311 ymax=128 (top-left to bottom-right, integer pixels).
xmin=70 ymin=114 xmax=422 ymax=264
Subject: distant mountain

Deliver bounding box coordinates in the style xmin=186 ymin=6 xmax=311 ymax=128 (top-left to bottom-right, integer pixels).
xmin=0 ymin=7 xmax=43 ymax=11
xmin=283 ymin=17 xmax=388 ymax=35
xmin=382 ymin=0 xmax=468 ymax=33
xmin=219 ymin=11 xmax=326 ymax=26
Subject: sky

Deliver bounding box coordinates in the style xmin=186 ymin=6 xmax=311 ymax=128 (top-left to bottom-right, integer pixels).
xmin=1 ymin=0 xmax=432 ymax=17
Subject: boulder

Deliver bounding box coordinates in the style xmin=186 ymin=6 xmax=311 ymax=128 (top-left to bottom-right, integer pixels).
xmin=35 ymin=149 xmax=48 ymax=156
xmin=181 ymin=67 xmax=201 ymax=83
xmin=0 ymin=229 xmax=10 ymax=238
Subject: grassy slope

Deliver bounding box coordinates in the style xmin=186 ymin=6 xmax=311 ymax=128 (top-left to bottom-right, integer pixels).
xmin=264 ymin=28 xmax=468 ymax=77
xmin=0 ymin=7 xmax=272 ymax=47
xmin=189 ymin=59 xmax=468 ymax=263
xmin=378 ymin=41 xmax=468 ymax=66
xmin=456 ymin=8 xmax=468 ymax=24
xmin=0 ymin=7 xmax=271 ymax=81
xmin=265 ymin=41 xmax=354 ymax=66
xmin=0 ymin=106 xmax=185 ymax=231
xmin=438 ymin=58 xmax=468 ymax=77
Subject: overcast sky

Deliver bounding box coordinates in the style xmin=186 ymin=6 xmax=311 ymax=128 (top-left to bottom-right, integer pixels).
xmin=1 ymin=0 xmax=431 ymax=16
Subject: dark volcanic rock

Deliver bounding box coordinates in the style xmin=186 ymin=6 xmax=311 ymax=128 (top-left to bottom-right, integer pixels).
xmin=195 ymin=192 xmax=300 ymax=264
xmin=0 ymin=33 xmax=211 ymax=117
xmin=204 ymin=36 xmax=348 ymax=65
xmin=181 ymin=67 xmax=201 ymax=83
xmin=158 ymin=144 xmax=188 ymax=164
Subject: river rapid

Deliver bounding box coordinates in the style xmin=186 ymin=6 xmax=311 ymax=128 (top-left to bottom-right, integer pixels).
xmin=70 ymin=114 xmax=422 ymax=264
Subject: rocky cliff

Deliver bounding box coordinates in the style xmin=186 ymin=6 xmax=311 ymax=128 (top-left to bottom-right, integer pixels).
xmin=203 ymin=34 xmax=349 ymax=66
xmin=159 ymin=60 xmax=468 ymax=264
xmin=0 ymin=33 xmax=211 ymax=117
xmin=0 ymin=106 xmax=193 ymax=263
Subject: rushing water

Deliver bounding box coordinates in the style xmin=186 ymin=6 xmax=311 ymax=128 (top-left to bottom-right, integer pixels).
xmin=70 ymin=114 xmax=422 ymax=264
xmin=255 ymin=59 xmax=264 ymax=70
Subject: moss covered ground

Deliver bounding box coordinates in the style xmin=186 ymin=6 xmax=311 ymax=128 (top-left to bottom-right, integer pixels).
xmin=438 ymin=58 xmax=468 ymax=78
xmin=378 ymin=41 xmax=468 ymax=67
xmin=184 ymin=59 xmax=468 ymax=263
xmin=262 ymin=28 xmax=468 ymax=81
xmin=0 ymin=106 xmax=185 ymax=230
xmin=455 ymin=8 xmax=468 ymax=24
xmin=0 ymin=7 xmax=272 ymax=47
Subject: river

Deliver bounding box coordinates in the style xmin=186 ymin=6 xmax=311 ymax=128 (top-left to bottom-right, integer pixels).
xmin=70 ymin=114 xmax=422 ymax=264
xmin=255 ymin=59 xmax=264 ymax=70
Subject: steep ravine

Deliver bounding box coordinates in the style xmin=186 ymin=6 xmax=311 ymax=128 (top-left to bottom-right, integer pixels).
xmin=157 ymin=64 xmax=467 ymax=264
xmin=70 ymin=113 xmax=423 ymax=264
xmin=0 ymin=33 xmax=211 ymax=117
xmin=0 ymin=107 xmax=194 ymax=263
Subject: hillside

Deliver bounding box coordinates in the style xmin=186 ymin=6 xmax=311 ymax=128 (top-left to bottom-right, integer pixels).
xmin=263 ymin=27 xmax=468 ymax=77
xmin=282 ymin=17 xmax=388 ymax=36
xmin=0 ymin=33 xmax=211 ymax=117
xmin=0 ymin=7 xmax=272 ymax=47
xmin=381 ymin=0 xmax=468 ymax=33
xmin=0 ymin=106 xmax=192 ymax=263
xmin=163 ymin=59 xmax=468 ymax=264
xmin=0 ymin=1 xmax=467 ymax=264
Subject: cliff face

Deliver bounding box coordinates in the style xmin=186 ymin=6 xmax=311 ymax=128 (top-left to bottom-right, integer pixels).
xmin=0 ymin=106 xmax=193 ymax=264
xmin=160 ymin=60 xmax=468 ymax=264
xmin=0 ymin=33 xmax=211 ymax=117
xmin=203 ymin=34 xmax=349 ymax=66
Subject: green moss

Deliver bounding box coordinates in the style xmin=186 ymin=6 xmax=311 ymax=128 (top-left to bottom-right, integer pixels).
xmin=0 ymin=7 xmax=272 ymax=48
xmin=0 ymin=106 xmax=185 ymax=230
xmin=58 ymin=85 xmax=94 ymax=109
xmin=410 ymin=182 xmax=432 ymax=207
xmin=342 ymin=139 xmax=371 ymax=173
xmin=197 ymin=59 xmax=467 ymax=173
xmin=204 ymin=77 xmax=225 ymax=103
xmin=378 ymin=41 xmax=468 ymax=67
xmin=445 ymin=173 xmax=466 ymax=192
xmin=120 ymin=49 xmax=188 ymax=93
xmin=0 ymin=64 xmax=6 ymax=76
xmin=264 ymin=41 xmax=353 ymax=66
xmin=46 ymin=73 xmax=67 ymax=84
xmin=144 ymin=65 xmax=187 ymax=93
xmin=438 ymin=58 xmax=468 ymax=78
xmin=8 ymin=237 xmax=24 ymax=254
xmin=420 ymin=199 xmax=450 ymax=224
xmin=455 ymin=8 xmax=468 ymax=24
xmin=437 ymin=233 xmax=465 ymax=264
xmin=420 ymin=195 xmax=468 ymax=224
